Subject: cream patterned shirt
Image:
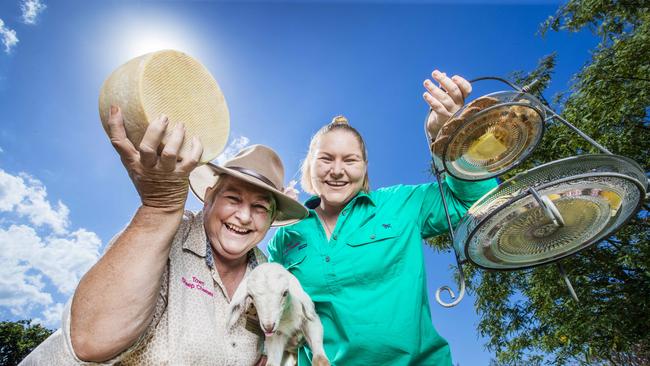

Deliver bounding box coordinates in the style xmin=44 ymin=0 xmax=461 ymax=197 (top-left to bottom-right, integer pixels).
xmin=21 ymin=211 xmax=267 ymax=366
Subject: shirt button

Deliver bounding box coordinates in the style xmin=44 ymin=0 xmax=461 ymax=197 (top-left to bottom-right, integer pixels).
xmin=325 ymin=256 xmax=331 ymax=262
xmin=332 ymin=234 xmax=338 ymax=240
xmin=342 ymin=211 xmax=347 ymax=216
xmin=370 ymin=234 xmax=376 ymax=240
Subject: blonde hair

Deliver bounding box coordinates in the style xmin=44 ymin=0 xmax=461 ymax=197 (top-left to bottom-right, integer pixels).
xmin=300 ymin=115 xmax=369 ymax=195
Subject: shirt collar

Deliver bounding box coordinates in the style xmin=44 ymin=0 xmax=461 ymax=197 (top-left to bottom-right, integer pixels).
xmin=204 ymin=241 xmax=261 ymax=270
xmin=182 ymin=210 xmax=209 ymax=257
xmin=304 ymin=191 xmax=375 ymax=211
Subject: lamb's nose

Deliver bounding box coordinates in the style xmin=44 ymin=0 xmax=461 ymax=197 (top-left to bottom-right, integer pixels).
xmin=262 ymin=322 xmax=276 ymax=333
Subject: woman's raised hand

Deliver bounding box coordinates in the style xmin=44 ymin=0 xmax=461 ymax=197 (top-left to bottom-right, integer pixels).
xmin=106 ymin=105 xmax=203 ymax=211
xmin=422 ymin=70 xmax=472 ymax=140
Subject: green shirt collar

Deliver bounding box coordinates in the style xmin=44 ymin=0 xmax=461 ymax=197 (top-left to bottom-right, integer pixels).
xmin=304 ymin=191 xmax=375 ymax=211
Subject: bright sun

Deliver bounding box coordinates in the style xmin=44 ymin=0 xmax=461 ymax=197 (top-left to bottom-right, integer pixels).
xmin=123 ymin=26 xmax=196 ymax=59
xmin=107 ymin=10 xmax=206 ymax=61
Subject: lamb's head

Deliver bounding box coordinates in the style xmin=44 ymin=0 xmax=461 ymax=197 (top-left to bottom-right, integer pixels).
xmin=226 ymin=263 xmax=316 ymax=336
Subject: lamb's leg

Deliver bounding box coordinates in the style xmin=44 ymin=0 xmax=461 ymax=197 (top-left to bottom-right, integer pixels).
xmin=265 ymin=334 xmax=289 ymax=366
xmin=280 ymin=351 xmax=297 ymax=366
xmin=301 ymin=318 xmax=330 ymax=366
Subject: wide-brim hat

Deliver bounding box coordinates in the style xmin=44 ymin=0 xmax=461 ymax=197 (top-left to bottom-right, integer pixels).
xmin=189 ymin=144 xmax=308 ymax=226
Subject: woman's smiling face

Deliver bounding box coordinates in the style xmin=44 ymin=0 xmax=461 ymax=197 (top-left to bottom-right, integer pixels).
xmin=203 ymin=175 xmax=275 ymax=262
xmin=310 ymin=129 xmax=367 ymax=210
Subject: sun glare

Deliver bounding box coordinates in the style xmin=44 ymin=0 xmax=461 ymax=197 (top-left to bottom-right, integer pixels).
xmin=122 ymin=18 xmax=201 ymax=59
xmin=100 ymin=9 xmax=211 ymax=67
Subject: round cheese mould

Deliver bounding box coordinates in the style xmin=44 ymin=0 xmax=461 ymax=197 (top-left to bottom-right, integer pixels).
xmin=99 ymin=50 xmax=230 ymax=163
xmin=452 ymin=154 xmax=648 ymax=270
xmin=432 ymin=91 xmax=545 ymax=181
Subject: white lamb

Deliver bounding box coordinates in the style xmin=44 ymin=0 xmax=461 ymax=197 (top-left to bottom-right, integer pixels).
xmin=227 ymin=262 xmax=330 ymax=366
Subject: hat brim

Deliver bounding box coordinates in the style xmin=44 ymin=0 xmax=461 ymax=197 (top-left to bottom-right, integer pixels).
xmin=189 ymin=163 xmax=308 ymax=227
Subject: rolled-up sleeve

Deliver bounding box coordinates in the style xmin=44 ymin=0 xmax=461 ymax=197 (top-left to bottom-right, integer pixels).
xmin=18 ymin=302 xmax=82 ymax=365
xmin=418 ymin=176 xmax=497 ymax=239
xmin=20 ymin=220 xmax=177 ymax=366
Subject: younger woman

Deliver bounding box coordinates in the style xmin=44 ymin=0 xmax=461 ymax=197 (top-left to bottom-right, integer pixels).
xmin=268 ymin=70 xmax=497 ymax=365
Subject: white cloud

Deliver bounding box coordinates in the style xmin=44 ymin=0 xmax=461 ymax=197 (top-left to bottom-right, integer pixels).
xmin=0 ymin=169 xmax=102 ymax=328
xmin=215 ymin=135 xmax=250 ymax=165
xmin=0 ymin=169 xmax=70 ymax=234
xmin=0 ymin=224 xmax=101 ymax=327
xmin=34 ymin=302 xmax=64 ymax=327
xmin=0 ymin=19 xmax=19 ymax=54
xmin=20 ymin=0 xmax=47 ymax=25
xmin=0 ymin=246 xmax=53 ymax=316
xmin=29 ymin=228 xmax=102 ymax=294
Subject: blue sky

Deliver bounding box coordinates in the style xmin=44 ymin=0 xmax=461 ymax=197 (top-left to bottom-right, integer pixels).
xmin=0 ymin=1 xmax=599 ymax=364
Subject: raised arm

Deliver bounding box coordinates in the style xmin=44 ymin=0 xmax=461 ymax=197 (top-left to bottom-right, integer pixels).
xmin=70 ymin=106 xmax=202 ymax=362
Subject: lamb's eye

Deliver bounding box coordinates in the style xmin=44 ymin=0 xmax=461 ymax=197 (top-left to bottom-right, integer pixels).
xmin=282 ymin=290 xmax=288 ymax=297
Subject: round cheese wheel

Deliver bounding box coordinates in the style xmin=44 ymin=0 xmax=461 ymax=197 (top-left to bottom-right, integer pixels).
xmin=99 ymin=50 xmax=230 ymax=163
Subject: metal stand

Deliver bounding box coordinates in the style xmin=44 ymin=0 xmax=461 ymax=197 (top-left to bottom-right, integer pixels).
xmin=557 ymin=262 xmax=579 ymax=303
xmin=542 ymin=105 xmax=612 ymax=155
xmin=433 ymin=163 xmax=467 ymax=308
xmin=425 ymin=76 xmax=616 ymax=306
xmin=529 ymin=186 xmax=580 ymax=303
xmin=529 ymin=187 xmax=565 ymax=227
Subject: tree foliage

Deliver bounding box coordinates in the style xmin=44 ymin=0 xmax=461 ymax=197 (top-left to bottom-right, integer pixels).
xmin=0 ymin=320 xmax=53 ymax=366
xmin=429 ymin=1 xmax=649 ymax=365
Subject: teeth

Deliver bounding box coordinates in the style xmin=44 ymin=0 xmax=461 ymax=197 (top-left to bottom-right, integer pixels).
xmin=225 ymin=223 xmax=251 ymax=234
xmin=327 ymin=181 xmax=347 ymax=187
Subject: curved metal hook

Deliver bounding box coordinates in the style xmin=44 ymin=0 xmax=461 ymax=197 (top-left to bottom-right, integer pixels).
xmin=431 ymin=163 xmax=468 ymax=308
xmin=435 ymin=254 xmax=467 ymax=308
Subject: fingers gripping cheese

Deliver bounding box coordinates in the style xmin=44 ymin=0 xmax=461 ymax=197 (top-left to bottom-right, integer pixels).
xmin=99 ymin=50 xmax=230 ymax=163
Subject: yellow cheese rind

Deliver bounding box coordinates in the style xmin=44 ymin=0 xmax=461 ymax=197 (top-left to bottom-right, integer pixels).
xmin=99 ymin=50 xmax=230 ymax=163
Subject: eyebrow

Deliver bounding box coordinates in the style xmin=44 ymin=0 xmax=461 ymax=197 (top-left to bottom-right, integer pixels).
xmin=222 ymin=186 xmax=272 ymax=203
xmin=316 ymin=151 xmax=363 ymax=160
xmin=317 ymin=152 xmax=362 ymax=159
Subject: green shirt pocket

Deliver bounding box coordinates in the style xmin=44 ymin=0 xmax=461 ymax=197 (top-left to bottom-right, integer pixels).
xmin=281 ymin=230 xmax=308 ymax=271
xmin=285 ymin=253 xmax=306 ymax=270
xmin=347 ymin=221 xmax=401 ymax=246
xmin=346 ymin=219 xmax=405 ymax=284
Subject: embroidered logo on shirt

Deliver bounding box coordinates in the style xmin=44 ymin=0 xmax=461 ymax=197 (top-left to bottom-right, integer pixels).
xmin=181 ymin=275 xmax=214 ymax=297
xmin=382 ymin=223 xmax=392 ymax=229
xmin=284 ymin=241 xmax=305 ymax=254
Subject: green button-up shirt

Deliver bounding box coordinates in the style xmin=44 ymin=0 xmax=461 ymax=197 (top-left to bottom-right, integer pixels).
xmin=268 ymin=176 xmax=497 ymax=366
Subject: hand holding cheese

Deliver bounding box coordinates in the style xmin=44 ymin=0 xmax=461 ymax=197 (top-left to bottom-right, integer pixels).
xmin=98 ymin=50 xmax=229 ymax=209
xmin=106 ymin=105 xmax=203 ymax=210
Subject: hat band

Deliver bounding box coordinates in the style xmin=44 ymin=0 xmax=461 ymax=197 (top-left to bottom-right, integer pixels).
xmin=228 ymin=166 xmax=279 ymax=190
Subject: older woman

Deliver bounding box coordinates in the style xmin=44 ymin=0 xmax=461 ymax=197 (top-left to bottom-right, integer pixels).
xmin=21 ymin=106 xmax=307 ymax=365
xmin=268 ymin=70 xmax=498 ymax=365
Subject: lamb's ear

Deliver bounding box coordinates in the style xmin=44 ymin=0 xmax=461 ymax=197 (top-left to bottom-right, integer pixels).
xmin=227 ymin=276 xmax=251 ymax=329
xmin=289 ymin=275 xmax=317 ymax=321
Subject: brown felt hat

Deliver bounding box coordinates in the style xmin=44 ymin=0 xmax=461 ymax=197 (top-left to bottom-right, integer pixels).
xmin=189 ymin=145 xmax=308 ymax=226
